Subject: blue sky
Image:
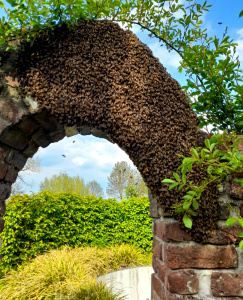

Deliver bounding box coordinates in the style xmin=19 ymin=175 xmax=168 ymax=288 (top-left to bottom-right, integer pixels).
xmin=4 ymin=1 xmax=242 ymax=196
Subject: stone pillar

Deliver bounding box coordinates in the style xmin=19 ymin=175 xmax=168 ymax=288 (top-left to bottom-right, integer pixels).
xmin=149 ymin=178 xmax=243 ymax=300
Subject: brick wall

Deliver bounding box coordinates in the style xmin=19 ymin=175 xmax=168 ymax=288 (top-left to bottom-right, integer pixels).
xmin=149 ymin=180 xmax=243 ymax=300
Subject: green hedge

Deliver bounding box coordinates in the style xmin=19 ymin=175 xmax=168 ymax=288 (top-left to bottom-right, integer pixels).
xmin=0 ymin=192 xmax=152 ymax=274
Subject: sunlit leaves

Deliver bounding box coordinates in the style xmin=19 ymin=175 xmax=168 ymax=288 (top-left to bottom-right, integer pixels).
xmin=162 ymin=131 xmax=243 ymax=237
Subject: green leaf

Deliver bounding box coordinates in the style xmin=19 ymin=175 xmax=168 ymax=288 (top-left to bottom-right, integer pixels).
xmin=226 ymin=218 xmax=237 ymax=226
xmin=162 ymin=179 xmax=175 ymax=184
xmin=169 ymin=182 xmax=179 ymax=190
xmin=201 ymin=149 xmax=205 ymax=159
xmin=183 ymin=201 xmax=191 ymax=210
xmin=178 ymin=184 xmax=184 ymax=191
xmin=239 ymin=240 xmax=243 ymax=249
xmin=238 ymin=232 xmax=243 ymax=237
xmin=187 ymin=209 xmax=196 ymax=216
xmin=238 ymin=218 xmax=243 ymax=227
xmin=173 ymin=172 xmax=180 ymax=182
xmin=192 ymin=148 xmax=199 ymax=159
xmin=205 ymin=139 xmax=210 ymax=149
xmin=239 ymin=10 xmax=243 ymax=18
xmin=210 ymin=143 xmax=216 ymax=152
xmin=182 ymin=174 xmax=187 ymax=184
xmin=183 ymin=214 xmax=192 ymax=229
xmin=192 ymin=200 xmax=199 ymax=209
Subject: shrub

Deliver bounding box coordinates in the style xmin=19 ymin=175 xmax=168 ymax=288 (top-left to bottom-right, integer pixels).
xmin=0 ymin=192 xmax=152 ymax=274
xmin=0 ymin=244 xmax=151 ymax=300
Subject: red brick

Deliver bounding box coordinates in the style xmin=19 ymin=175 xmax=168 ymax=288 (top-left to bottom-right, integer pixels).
xmin=5 ymin=167 xmax=18 ymax=183
xmin=0 ymin=163 xmax=8 ymax=179
xmin=167 ymin=270 xmax=199 ymax=295
xmin=208 ymin=225 xmax=243 ymax=245
xmin=0 ymin=182 xmax=11 ymax=201
xmin=211 ymin=272 xmax=243 ymax=297
xmin=164 ymin=244 xmax=238 ymax=269
xmin=153 ymin=237 xmax=163 ymax=260
xmin=153 ymin=259 xmax=198 ymax=295
xmin=161 ymin=221 xmax=192 ymax=242
xmin=152 ymin=273 xmax=163 ymax=299
xmin=156 ymin=259 xmax=167 ymax=284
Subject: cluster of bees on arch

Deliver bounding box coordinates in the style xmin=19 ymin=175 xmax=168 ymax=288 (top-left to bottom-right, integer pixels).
xmin=17 ymin=20 xmax=218 ymax=243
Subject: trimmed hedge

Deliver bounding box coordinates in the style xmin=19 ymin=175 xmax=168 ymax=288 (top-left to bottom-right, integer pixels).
xmin=0 ymin=192 xmax=152 ymax=274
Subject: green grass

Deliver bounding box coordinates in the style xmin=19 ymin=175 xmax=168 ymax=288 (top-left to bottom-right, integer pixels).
xmin=0 ymin=244 xmax=152 ymax=300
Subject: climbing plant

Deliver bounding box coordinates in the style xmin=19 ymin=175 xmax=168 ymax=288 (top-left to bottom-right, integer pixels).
xmin=162 ymin=132 xmax=243 ymax=248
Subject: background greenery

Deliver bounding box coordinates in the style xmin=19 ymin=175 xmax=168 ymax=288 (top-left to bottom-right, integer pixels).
xmin=0 ymin=192 xmax=152 ymax=275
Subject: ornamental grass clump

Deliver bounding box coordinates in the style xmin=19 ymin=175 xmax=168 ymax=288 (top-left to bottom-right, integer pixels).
xmin=0 ymin=244 xmax=152 ymax=300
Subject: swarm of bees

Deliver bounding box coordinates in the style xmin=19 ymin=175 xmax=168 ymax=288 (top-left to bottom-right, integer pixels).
xmin=16 ymin=20 xmax=218 ymax=243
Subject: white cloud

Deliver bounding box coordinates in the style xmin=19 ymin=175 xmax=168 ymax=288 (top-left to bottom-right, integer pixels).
xmin=18 ymin=135 xmax=135 ymax=196
xmin=148 ymin=42 xmax=181 ymax=70
xmin=72 ymin=157 xmax=86 ymax=166
xmin=237 ymin=28 xmax=243 ymax=38
xmin=235 ymin=28 xmax=243 ymax=62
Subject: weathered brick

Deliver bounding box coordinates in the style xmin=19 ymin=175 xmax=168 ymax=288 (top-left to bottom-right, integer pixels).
xmin=155 ymin=259 xmax=167 ymax=284
xmin=211 ymin=272 xmax=243 ymax=297
xmin=164 ymin=244 xmax=238 ymax=269
xmin=154 ymin=220 xmax=191 ymax=242
xmin=49 ymin=129 xmax=66 ymax=143
xmin=34 ymin=111 xmax=63 ymax=133
xmin=153 ymin=259 xmax=199 ymax=295
xmin=0 ymin=127 xmax=29 ymax=151
xmin=5 ymin=167 xmax=18 ymax=183
xmin=0 ymin=200 xmax=6 ymax=216
xmin=17 ymin=117 xmax=40 ymax=135
xmin=0 ymin=100 xmax=26 ymax=124
xmin=208 ymin=225 xmax=243 ymax=245
xmin=230 ymin=173 xmax=243 ymax=199
xmin=153 ymin=237 xmax=163 ymax=260
xmin=31 ymin=128 xmax=52 ymax=148
xmin=0 ymin=118 xmax=11 ymax=135
xmin=0 ymin=217 xmax=4 ymax=233
xmin=167 ymin=270 xmax=199 ymax=295
xmin=152 ymin=273 xmax=163 ymax=299
xmin=5 ymin=149 xmax=28 ymax=170
xmin=0 ymin=182 xmax=11 ymax=201
xmin=0 ymin=162 xmax=8 ymax=179
xmin=0 ymin=143 xmax=10 ymax=160
xmin=23 ymin=140 xmax=39 ymax=157
xmin=149 ymin=189 xmax=159 ymax=218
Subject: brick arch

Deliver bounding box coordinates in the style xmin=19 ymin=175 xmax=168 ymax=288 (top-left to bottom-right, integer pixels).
xmin=0 ymin=20 xmax=242 ymax=300
xmin=0 ymin=20 xmax=199 ymax=210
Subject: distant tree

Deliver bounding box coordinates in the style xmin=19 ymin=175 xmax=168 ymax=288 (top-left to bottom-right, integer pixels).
xmin=125 ymin=185 xmax=139 ymax=198
xmin=106 ymin=161 xmax=133 ymax=201
xmin=11 ymin=156 xmax=41 ymax=196
xmin=106 ymin=161 xmax=148 ymax=200
xmin=87 ymin=180 xmax=104 ymax=198
xmin=129 ymin=169 xmax=148 ymax=197
xmin=40 ymin=172 xmax=89 ymax=195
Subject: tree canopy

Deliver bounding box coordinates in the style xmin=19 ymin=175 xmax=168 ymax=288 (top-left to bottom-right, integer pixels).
xmin=40 ymin=172 xmax=90 ymax=195
xmin=106 ymin=161 xmax=148 ymax=200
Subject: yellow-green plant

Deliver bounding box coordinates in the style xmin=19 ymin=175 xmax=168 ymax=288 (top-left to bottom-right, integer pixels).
xmin=0 ymin=244 xmax=151 ymax=300
xmin=162 ymin=132 xmax=243 ymax=248
xmin=0 ymin=192 xmax=152 ymax=275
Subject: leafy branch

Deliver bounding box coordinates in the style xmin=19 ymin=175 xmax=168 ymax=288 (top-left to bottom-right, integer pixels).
xmin=162 ymin=132 xmax=243 ymax=248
